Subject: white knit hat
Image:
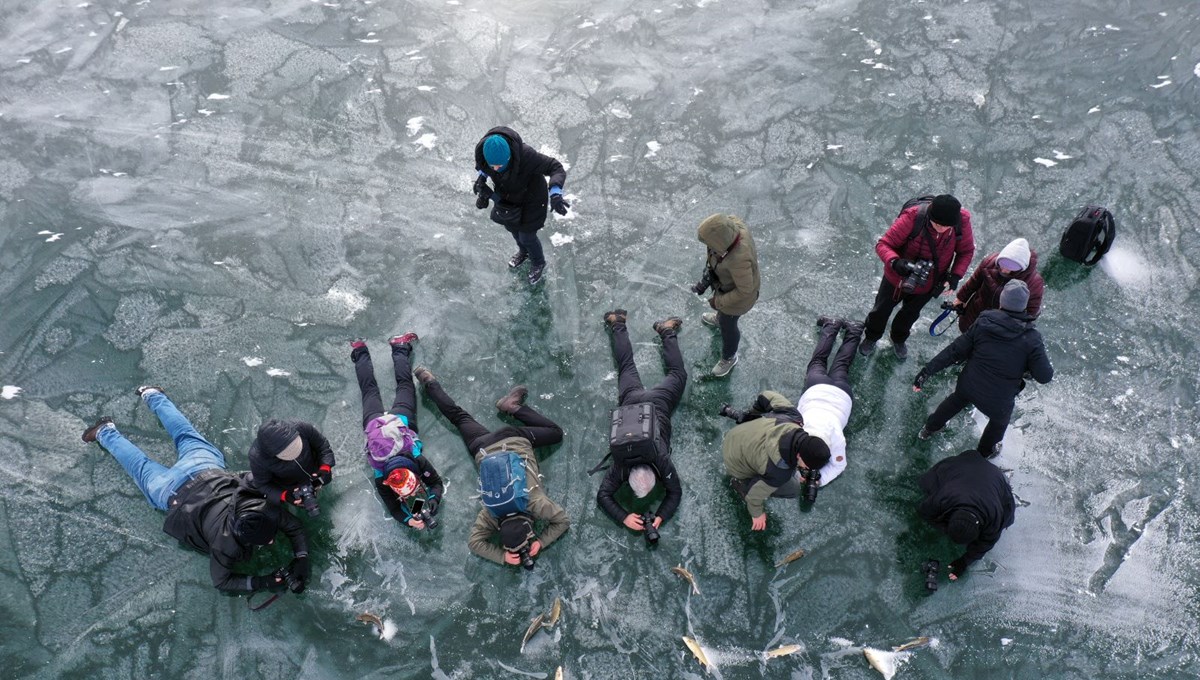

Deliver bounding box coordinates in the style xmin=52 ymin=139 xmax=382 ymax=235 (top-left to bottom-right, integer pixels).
xmin=997 ymin=238 xmax=1031 ymax=271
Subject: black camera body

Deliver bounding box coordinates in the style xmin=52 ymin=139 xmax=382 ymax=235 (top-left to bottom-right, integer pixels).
xmin=517 ymin=546 xmax=535 ymax=571
xmin=718 ymin=404 xmax=747 ymax=423
xmin=419 ymin=509 xmax=439 ymax=530
xmin=691 ymin=268 xmax=716 ymax=295
xmin=901 ymin=259 xmax=934 ymax=294
xmin=923 ymin=559 xmax=940 ymax=592
xmin=800 ymin=467 xmax=821 ymax=503
xmin=270 ymin=566 xmax=305 ymax=594
xmin=294 ymin=484 xmax=320 ymax=517
xmin=641 ymin=512 xmax=659 ymax=545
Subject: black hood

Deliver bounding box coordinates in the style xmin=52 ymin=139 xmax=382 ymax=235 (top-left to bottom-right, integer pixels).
xmin=974 ymin=309 xmax=1033 ymax=341
xmin=256 ymin=419 xmax=301 ymax=457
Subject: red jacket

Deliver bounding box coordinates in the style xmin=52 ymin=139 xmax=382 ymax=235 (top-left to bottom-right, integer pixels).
xmin=955 ymin=251 xmax=1044 ymax=332
xmin=875 ymin=205 xmax=976 ymax=296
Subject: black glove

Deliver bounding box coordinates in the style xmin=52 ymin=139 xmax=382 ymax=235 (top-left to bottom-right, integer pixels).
xmin=425 ymin=497 xmax=440 ymax=516
xmin=252 ymin=569 xmax=289 ymax=593
xmin=475 ymin=185 xmax=493 ymax=210
xmin=948 ymin=557 xmax=969 ymax=577
xmin=891 ymin=258 xmax=915 ymax=275
xmin=472 ymin=174 xmax=489 ymax=196
xmin=549 ymin=193 xmax=570 ymax=215
xmin=945 ymin=274 xmax=961 ymax=290
xmin=313 ymin=466 xmax=333 ymax=487
xmin=289 ymin=556 xmax=311 ymax=583
xmin=913 ymin=370 xmax=929 ymax=390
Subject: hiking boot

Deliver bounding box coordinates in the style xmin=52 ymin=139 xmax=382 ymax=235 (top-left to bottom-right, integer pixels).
xmin=496 ymin=385 xmax=528 ymax=414
xmin=701 ymin=312 xmax=718 ymax=328
xmin=603 ymin=309 xmax=628 ymax=328
xmin=527 ymin=262 xmax=546 ymax=285
xmin=917 ymin=425 xmax=941 ymax=440
xmin=711 ymin=354 xmax=738 ymax=377
xmin=653 ymin=317 xmax=683 ymax=336
xmin=413 ymin=366 xmax=437 ymax=386
xmin=986 ymin=442 xmax=1003 ymax=459
xmin=350 ymin=338 xmax=367 ymax=350
xmin=508 ymin=251 xmax=529 ymax=269
xmin=816 ymin=315 xmax=843 ymax=331
xmin=135 ymin=385 xmax=165 ymax=399
xmin=82 ymin=416 xmax=114 ymax=443
xmin=893 ymin=342 xmax=909 ymax=360
xmin=858 ymin=338 xmax=877 ymax=356
xmin=389 ymin=332 xmax=419 ymax=348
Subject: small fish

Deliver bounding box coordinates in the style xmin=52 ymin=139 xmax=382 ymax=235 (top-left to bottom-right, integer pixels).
xmin=863 ymin=647 xmax=901 ymax=679
xmin=682 ymin=636 xmax=714 ymax=672
xmin=356 ymin=612 xmax=383 ymax=633
xmin=765 ymin=644 xmax=804 ymax=659
xmin=554 ymin=666 xmax=563 ymax=680
xmin=892 ymin=636 xmax=930 ymax=652
xmin=546 ymin=597 xmax=562 ymax=628
xmin=520 ymin=612 xmax=545 ymax=652
xmin=774 ymin=549 xmax=806 ymax=568
xmin=671 ymin=564 xmax=700 ymax=595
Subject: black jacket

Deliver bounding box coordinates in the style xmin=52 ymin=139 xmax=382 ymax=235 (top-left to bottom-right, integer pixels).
xmin=374 ymin=454 xmax=445 ymax=525
xmin=248 ymin=420 xmax=336 ymax=505
xmin=923 ymin=309 xmax=1054 ymax=418
xmin=162 ymin=471 xmax=308 ymax=593
xmin=596 ymin=408 xmax=682 ymax=525
xmin=474 ymin=126 xmax=567 ymax=232
xmin=917 ymin=450 xmax=1015 ymax=569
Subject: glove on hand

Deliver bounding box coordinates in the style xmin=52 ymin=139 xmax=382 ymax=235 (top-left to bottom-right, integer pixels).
xmin=945 ymin=274 xmax=961 ymax=290
xmin=425 ymin=497 xmax=440 ymax=516
xmin=475 ymin=185 xmax=493 ymax=210
xmin=891 ymin=258 xmax=915 ymax=275
xmin=472 ymin=174 xmax=489 ymax=196
xmin=313 ymin=466 xmax=332 ymax=487
xmin=253 ymin=569 xmax=289 ymax=593
xmin=288 ymin=557 xmax=310 ymax=593
xmin=550 ymin=193 xmax=570 ymax=215
xmin=948 ymin=557 xmax=968 ymax=577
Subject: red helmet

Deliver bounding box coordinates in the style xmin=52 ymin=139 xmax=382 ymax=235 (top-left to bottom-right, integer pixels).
xmin=383 ymin=468 xmax=419 ymax=498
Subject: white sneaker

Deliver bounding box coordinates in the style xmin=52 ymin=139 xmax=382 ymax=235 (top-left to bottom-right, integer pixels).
xmin=701 ymin=312 xmax=718 ymax=328
xmin=712 ymin=354 xmax=738 ymax=377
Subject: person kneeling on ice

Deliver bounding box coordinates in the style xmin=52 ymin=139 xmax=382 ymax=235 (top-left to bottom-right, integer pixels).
xmin=350 ymin=334 xmax=445 ymax=529
xmin=82 ymin=386 xmax=309 ymax=595
xmin=416 ymin=368 xmax=569 ymax=568
xmin=720 ymin=391 xmax=832 ymax=531
xmin=591 ymin=310 xmax=686 ymax=541
xmin=917 ymin=449 xmax=1015 ymax=580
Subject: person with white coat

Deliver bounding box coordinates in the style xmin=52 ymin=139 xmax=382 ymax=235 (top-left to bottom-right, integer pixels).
xmin=795 ymin=316 xmax=865 ymax=485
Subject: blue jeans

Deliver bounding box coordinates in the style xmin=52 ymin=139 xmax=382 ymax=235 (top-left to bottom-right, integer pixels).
xmin=98 ymin=392 xmax=227 ymax=510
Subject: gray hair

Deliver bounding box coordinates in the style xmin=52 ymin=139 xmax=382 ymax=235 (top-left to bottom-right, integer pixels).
xmin=629 ymin=465 xmax=657 ymax=498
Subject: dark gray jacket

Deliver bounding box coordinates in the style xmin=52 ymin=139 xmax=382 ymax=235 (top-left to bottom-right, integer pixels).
xmin=917 ymin=450 xmax=1015 ymax=568
xmin=248 ymin=420 xmax=335 ymax=505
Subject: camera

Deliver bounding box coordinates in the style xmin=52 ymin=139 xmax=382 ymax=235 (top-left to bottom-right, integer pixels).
xmin=900 ymin=259 xmax=934 ymax=294
xmin=800 ymin=467 xmax=821 ymax=503
xmin=940 ymin=300 xmax=958 ymax=311
xmin=691 ymin=268 xmax=715 ymax=295
xmin=922 ymin=559 xmax=940 ymax=592
xmin=641 ymin=512 xmax=659 ymax=545
xmin=517 ymin=546 xmax=535 ymax=571
xmin=294 ymin=484 xmax=319 ymax=517
xmin=409 ymin=497 xmax=439 ymax=530
xmin=270 ymin=566 xmax=305 ymax=594
xmin=419 ymin=508 xmax=439 ymax=530
xmin=718 ymin=404 xmax=746 ymax=423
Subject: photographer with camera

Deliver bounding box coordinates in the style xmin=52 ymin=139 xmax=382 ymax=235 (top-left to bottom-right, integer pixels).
xmin=694 ymin=214 xmax=760 ymax=377
xmin=916 ymin=449 xmax=1015 ymax=581
xmin=413 ymin=368 xmax=569 ymax=567
xmin=350 ymin=334 xmax=445 ymax=530
xmin=860 ymin=194 xmax=975 ymax=360
xmin=82 ymin=387 xmax=310 ymax=595
xmin=248 ymin=418 xmax=337 ymax=516
xmin=591 ymin=310 xmax=686 ymax=543
xmin=719 ymin=391 xmax=831 ymax=531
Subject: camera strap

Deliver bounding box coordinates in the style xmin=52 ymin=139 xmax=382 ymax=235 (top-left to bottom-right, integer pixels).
xmin=247 ymin=592 xmax=281 ymax=612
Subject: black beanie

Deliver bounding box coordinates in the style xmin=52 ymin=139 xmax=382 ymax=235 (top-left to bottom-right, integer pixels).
xmin=794 ymin=434 xmax=831 ymax=471
xmin=256 ymin=419 xmax=301 ymax=457
xmin=928 ymin=194 xmax=962 ymax=227
xmin=234 ymin=508 xmax=278 ymax=546
xmin=499 ymin=515 xmax=533 ymax=551
xmin=946 ymin=509 xmax=981 ymax=544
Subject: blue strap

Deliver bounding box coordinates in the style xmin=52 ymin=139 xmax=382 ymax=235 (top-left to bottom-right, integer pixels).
xmin=930 ymin=307 xmax=957 ymax=336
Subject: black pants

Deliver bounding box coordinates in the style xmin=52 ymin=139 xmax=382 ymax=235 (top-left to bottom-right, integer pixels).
xmin=924 ymin=390 xmax=1012 ymax=453
xmin=424 ymin=380 xmax=563 ymax=455
xmin=510 ymin=229 xmax=546 ymax=265
xmin=804 ymin=321 xmax=862 ymax=397
xmin=353 ymin=345 xmax=418 ymax=431
xmin=863 ymin=277 xmax=938 ymax=344
xmin=718 ymin=311 xmax=741 ymax=360
xmin=611 ymin=323 xmax=687 ymax=439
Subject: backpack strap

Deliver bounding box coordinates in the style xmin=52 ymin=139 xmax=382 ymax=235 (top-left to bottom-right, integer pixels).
xmin=1083 ymin=210 xmax=1116 ymax=265
xmin=587 ymin=452 xmax=613 ymax=476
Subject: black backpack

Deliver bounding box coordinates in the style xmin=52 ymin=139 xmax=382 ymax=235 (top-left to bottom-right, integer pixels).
xmin=1059 ymin=205 xmax=1115 ymax=265
xmin=588 ymin=403 xmax=659 ymax=474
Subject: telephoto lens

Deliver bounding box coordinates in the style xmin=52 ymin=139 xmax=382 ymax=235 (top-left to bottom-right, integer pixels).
xmin=923 ymin=559 xmax=940 ymax=592
xmin=641 ymin=512 xmax=659 ymax=545
xmin=518 ymin=547 xmax=535 ymax=571
xmin=419 ymin=509 xmax=439 ymax=530
xmin=801 ymin=468 xmax=821 ymax=503
xmin=718 ymin=404 xmax=746 ymax=422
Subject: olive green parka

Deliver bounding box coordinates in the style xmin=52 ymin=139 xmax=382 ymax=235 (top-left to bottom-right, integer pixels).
xmin=698 ymin=214 xmax=761 ymax=317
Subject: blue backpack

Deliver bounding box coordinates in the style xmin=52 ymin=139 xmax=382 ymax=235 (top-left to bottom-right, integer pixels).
xmin=477 ymin=451 xmax=530 ymax=517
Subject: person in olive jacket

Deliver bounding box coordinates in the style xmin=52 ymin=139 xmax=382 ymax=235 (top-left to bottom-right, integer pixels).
xmin=415 ymin=368 xmax=570 ymax=567
xmin=81 ymin=387 xmax=309 ymax=594
xmin=951 ymin=237 xmax=1044 ymax=332
xmin=917 ymin=449 xmax=1015 ymax=580
xmin=721 ymin=391 xmax=830 ymax=531
xmin=248 ymin=419 xmax=336 ymax=511
xmin=694 ymin=213 xmax=760 ymax=377
xmin=473 ymin=126 xmax=569 ymax=285
xmin=914 ymin=280 xmax=1054 ymax=457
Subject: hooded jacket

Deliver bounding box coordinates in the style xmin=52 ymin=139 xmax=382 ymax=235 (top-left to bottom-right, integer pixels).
xmin=248 ymin=420 xmax=336 ymax=506
xmin=161 ymin=471 xmax=308 ymax=592
xmin=955 ymin=251 xmax=1045 ymax=332
xmin=922 ymin=309 xmax=1054 ymax=418
xmin=917 ymin=450 xmax=1015 ymax=569
xmin=796 ymin=384 xmax=850 ymax=486
xmin=876 ymin=204 xmax=976 ymax=296
xmin=467 ymin=436 xmax=570 ymax=564
xmin=373 ymin=453 xmax=445 ymax=526
xmin=698 ymin=214 xmax=760 ymax=316
xmin=474 ymin=126 xmax=567 ymax=233
xmin=721 ymin=391 xmax=816 ymax=517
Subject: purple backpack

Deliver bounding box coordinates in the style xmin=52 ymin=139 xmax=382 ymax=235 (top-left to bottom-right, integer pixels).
xmin=364 ymin=414 xmax=420 ymax=472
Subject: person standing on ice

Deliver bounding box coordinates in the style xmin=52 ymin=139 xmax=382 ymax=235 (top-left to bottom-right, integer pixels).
xmin=472 ymin=126 xmax=569 ymax=286
xmin=949 ymin=236 xmax=1045 ymax=332
xmin=692 ymin=213 xmax=760 ymax=377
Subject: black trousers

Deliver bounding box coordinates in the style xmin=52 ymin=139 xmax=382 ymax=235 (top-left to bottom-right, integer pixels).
xmin=424 ymin=380 xmax=563 ymax=456
xmin=353 ymin=345 xmax=418 ymax=431
xmin=717 ymin=311 xmax=741 ymax=360
xmin=611 ymin=324 xmax=687 ymax=417
xmin=863 ymin=277 xmax=938 ymax=344
xmin=804 ymin=321 xmax=862 ymax=398
xmin=924 ymin=390 xmax=1012 ymax=453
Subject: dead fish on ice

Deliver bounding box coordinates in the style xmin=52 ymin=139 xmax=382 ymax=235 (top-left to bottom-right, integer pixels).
xmin=864 ymin=647 xmax=913 ymax=680
xmin=554 ymin=666 xmax=563 ymax=680
xmin=671 ymin=564 xmax=700 ymax=595
xmin=764 ymin=643 xmax=804 ymax=659
xmin=356 ymin=612 xmax=383 ymax=636
xmin=545 ymin=596 xmax=562 ymax=629
xmin=892 ymin=636 xmax=930 ymax=652
xmin=682 ymin=636 xmax=714 ymax=673
xmin=520 ymin=612 xmax=545 ymax=652
xmin=774 ymin=549 xmax=806 ymax=568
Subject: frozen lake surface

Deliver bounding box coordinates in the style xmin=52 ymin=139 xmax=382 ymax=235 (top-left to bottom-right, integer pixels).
xmin=1 ymin=0 xmax=1198 ymax=678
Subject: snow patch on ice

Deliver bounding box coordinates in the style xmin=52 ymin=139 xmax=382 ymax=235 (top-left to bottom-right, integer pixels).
xmin=973 ymin=93 xmax=986 ymax=107
xmin=381 ymin=619 xmax=398 ymax=640
xmin=1052 ymin=150 xmax=1073 ymax=160
xmin=549 ymin=232 xmax=573 ymax=247
xmin=1194 ymin=62 xmax=1200 ymax=78
xmin=326 ymin=284 xmax=368 ymax=319
xmin=1088 ymin=105 xmax=1101 ymax=114
xmin=1 ymin=386 xmax=22 ymax=399
xmin=266 ymin=368 xmax=291 ymax=377
xmin=242 ymin=357 xmax=264 ymax=367
xmin=417 ymin=85 xmax=435 ymax=91
xmin=644 ymin=141 xmax=661 ymax=157
xmin=412 ymin=133 xmax=437 ymax=149
xmin=1100 ymin=246 xmax=1153 ymax=289
xmin=45 ymin=233 xmax=63 ymax=242
xmin=827 ymin=144 xmax=844 ymax=150
xmin=406 ymin=116 xmax=424 ymax=135
xmin=1150 ymin=80 xmax=1171 ymax=89
xmin=1033 ymin=158 xmax=1057 ymax=167
xmin=609 ymin=103 xmax=632 ymax=119
xmin=207 ymin=93 xmax=230 ymax=100
xmin=1001 ymin=637 xmax=1014 ymax=646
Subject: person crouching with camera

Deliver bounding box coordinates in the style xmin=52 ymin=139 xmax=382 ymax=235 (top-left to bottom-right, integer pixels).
xmin=860 ymin=194 xmax=975 ymax=360
xmin=248 ymin=418 xmax=337 ymax=517
xmin=719 ymin=391 xmax=831 ymax=531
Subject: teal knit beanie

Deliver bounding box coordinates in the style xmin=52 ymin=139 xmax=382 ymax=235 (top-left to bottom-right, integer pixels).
xmin=483 ymin=135 xmax=511 ymax=166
